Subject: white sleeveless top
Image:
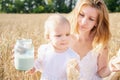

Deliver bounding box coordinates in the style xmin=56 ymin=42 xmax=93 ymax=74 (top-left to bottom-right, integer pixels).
xmin=34 ymin=43 xmax=80 ymax=80
xmin=79 ymin=50 xmax=102 ymax=80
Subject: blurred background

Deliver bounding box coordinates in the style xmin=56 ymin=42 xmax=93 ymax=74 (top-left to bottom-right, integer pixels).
xmin=0 ymin=0 xmax=120 ymax=13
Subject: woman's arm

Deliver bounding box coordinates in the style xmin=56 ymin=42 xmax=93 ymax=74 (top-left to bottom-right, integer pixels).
xmin=97 ymin=48 xmax=120 ymax=78
xmin=97 ymin=46 xmax=111 ymax=78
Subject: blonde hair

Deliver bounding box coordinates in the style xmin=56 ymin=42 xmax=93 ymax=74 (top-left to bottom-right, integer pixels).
xmin=70 ymin=0 xmax=111 ymax=48
xmin=44 ymin=14 xmax=70 ymax=39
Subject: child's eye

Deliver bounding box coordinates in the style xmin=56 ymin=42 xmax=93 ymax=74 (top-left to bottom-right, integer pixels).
xmin=55 ymin=35 xmax=61 ymax=37
xmin=66 ymin=33 xmax=70 ymax=36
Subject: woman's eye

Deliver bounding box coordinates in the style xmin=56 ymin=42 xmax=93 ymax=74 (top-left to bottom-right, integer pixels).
xmin=89 ymin=18 xmax=95 ymax=21
xmin=79 ymin=13 xmax=84 ymax=17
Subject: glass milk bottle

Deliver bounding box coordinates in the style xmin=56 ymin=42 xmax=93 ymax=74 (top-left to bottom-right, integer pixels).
xmin=14 ymin=39 xmax=34 ymax=70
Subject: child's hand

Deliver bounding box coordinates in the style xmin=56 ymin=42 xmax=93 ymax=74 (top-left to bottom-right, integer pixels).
xmin=25 ymin=67 xmax=36 ymax=75
xmin=67 ymin=58 xmax=80 ymax=80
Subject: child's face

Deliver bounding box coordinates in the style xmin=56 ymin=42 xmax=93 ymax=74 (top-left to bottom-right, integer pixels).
xmin=49 ymin=23 xmax=70 ymax=52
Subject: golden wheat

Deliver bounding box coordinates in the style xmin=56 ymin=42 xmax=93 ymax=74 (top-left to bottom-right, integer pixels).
xmin=0 ymin=13 xmax=120 ymax=80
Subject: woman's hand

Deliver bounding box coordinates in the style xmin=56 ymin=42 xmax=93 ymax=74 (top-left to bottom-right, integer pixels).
xmin=109 ymin=49 xmax=120 ymax=72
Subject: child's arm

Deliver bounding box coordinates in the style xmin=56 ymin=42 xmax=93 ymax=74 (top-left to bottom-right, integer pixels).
xmin=25 ymin=57 xmax=43 ymax=75
xmin=26 ymin=44 xmax=47 ymax=75
xmin=32 ymin=44 xmax=47 ymax=72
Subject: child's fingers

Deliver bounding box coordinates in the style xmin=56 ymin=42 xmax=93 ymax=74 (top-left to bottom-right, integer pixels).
xmin=26 ymin=69 xmax=33 ymax=74
xmin=75 ymin=64 xmax=80 ymax=71
xmin=25 ymin=68 xmax=35 ymax=74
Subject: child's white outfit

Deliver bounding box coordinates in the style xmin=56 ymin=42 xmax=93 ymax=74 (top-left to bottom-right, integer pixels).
xmin=34 ymin=43 xmax=79 ymax=80
xmin=79 ymin=50 xmax=102 ymax=80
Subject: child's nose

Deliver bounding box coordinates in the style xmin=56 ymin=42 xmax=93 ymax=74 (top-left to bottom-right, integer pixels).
xmin=61 ymin=36 xmax=67 ymax=41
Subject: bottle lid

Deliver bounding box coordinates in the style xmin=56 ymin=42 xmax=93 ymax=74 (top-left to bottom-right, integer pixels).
xmin=14 ymin=39 xmax=33 ymax=53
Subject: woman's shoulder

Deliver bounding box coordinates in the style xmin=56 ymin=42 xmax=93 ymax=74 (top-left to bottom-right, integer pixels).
xmin=71 ymin=34 xmax=77 ymax=40
xmin=70 ymin=34 xmax=78 ymax=43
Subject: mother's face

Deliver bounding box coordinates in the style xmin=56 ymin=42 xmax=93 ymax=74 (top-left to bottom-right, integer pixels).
xmin=77 ymin=5 xmax=98 ymax=33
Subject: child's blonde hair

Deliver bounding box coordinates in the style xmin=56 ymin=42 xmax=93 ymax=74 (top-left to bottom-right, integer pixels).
xmin=44 ymin=14 xmax=70 ymax=39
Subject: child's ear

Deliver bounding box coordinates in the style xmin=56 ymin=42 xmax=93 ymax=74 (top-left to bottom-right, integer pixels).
xmin=45 ymin=34 xmax=50 ymax=39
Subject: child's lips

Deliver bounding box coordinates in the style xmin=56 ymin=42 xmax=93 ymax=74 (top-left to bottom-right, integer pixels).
xmin=61 ymin=43 xmax=67 ymax=45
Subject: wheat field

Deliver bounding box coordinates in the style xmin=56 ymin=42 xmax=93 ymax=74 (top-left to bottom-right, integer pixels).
xmin=0 ymin=13 xmax=120 ymax=80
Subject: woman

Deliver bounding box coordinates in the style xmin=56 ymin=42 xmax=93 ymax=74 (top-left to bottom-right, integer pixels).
xmin=69 ymin=0 xmax=120 ymax=79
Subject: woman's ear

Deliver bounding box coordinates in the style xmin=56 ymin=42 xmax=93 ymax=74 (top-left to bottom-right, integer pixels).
xmin=95 ymin=23 xmax=98 ymax=27
xmin=93 ymin=24 xmax=97 ymax=29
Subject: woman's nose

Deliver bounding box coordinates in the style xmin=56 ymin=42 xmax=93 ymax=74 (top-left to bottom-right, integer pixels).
xmin=81 ymin=18 xmax=87 ymax=25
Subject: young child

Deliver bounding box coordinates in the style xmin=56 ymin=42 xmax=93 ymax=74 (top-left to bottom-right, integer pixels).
xmin=26 ymin=14 xmax=80 ymax=80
